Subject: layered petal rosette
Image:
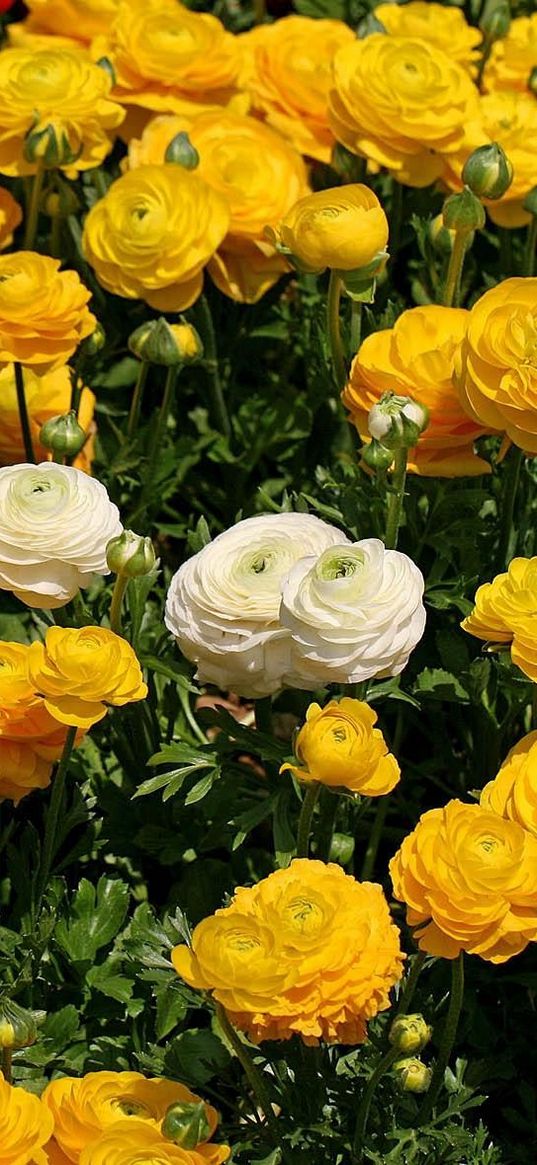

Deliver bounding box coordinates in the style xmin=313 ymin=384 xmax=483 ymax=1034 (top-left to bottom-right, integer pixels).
xmin=481 ymin=731 xmax=537 ymax=838
xmin=375 ymin=2 xmax=482 ymax=71
xmin=164 ymin=512 xmax=348 ymax=697
xmin=0 ymin=462 xmax=122 ymax=607
xmin=0 ymin=187 xmax=22 ymax=250
xmin=280 ymin=698 xmax=400 ymax=795
xmin=0 ymin=738 xmax=52 ymax=804
xmin=278 ymin=184 xmax=388 ymax=274
xmin=280 ymin=538 xmax=426 ymax=689
xmin=0 ymin=1071 xmax=54 ymax=1165
xmin=462 ymin=555 xmax=537 ymax=683
xmin=484 ymin=13 xmax=537 ymax=93
xmin=0 ymin=253 xmax=95 ymax=370
xmin=28 ymin=626 xmax=148 ymax=728
xmin=78 ymin=1123 xmax=208 ymax=1165
xmin=21 ymin=0 xmax=119 ymax=44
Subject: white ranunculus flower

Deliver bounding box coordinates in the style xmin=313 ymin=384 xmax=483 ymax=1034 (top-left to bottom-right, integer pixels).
xmin=164 ymin=512 xmax=349 ymax=697
xmin=281 ymin=538 xmax=426 ymax=688
xmin=0 ymin=462 xmax=123 ymax=608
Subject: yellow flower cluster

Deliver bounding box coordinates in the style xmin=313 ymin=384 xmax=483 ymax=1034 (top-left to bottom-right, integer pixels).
xmin=173 ymin=858 xmax=404 ymax=1045
xmin=280 ymin=698 xmax=400 ymax=795
xmin=462 ymin=556 xmax=537 ymax=684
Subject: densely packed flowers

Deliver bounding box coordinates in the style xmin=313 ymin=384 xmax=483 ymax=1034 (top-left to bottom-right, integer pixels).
xmin=280 ymin=698 xmax=400 ymax=795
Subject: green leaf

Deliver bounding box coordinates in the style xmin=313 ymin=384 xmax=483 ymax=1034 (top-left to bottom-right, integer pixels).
xmin=414 ymin=668 xmax=470 ymax=703
xmin=155 ymin=981 xmax=188 ymax=1039
xmin=184 ymin=768 xmax=220 ymax=805
xmin=272 ymin=788 xmax=297 ymax=868
xmin=86 ymin=960 xmax=134 ymax=1004
xmin=55 ymin=877 xmax=130 ymax=963
xmin=164 ymin=1028 xmax=231 ymax=1086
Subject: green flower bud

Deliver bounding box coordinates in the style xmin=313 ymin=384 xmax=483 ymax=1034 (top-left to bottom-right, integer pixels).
xmin=361 ymin=438 xmax=395 ymax=473
xmin=43 ymin=185 xmax=80 ymax=219
xmin=462 ymin=143 xmax=513 ymax=200
xmin=0 ymin=999 xmax=38 ymax=1050
xmin=128 ymin=317 xmax=203 ymax=366
xmin=106 ymin=530 xmax=156 ymax=578
xmin=162 ymin=1101 xmax=211 ymax=1149
xmin=164 ymin=132 xmax=200 ymax=170
xmin=367 ymin=392 xmax=429 ymax=450
xmin=23 ymin=123 xmax=81 ymax=169
xmin=356 ymin=13 xmax=386 ymax=38
xmin=393 ymin=1057 xmax=432 ymax=1094
xmin=523 ymin=186 xmax=537 ymax=217
xmin=429 ymin=214 xmax=475 ymax=256
xmin=328 ymin=832 xmax=355 ymax=865
xmin=338 ymin=251 xmax=389 ymax=303
xmin=95 ymin=56 xmax=116 ymax=87
xmin=480 ymin=0 xmax=510 ymax=42
xmin=442 ymin=186 xmax=486 ymax=234
xmin=389 ymin=1014 xmax=433 ymax=1055
xmin=39 ymin=410 xmax=87 ymax=458
xmin=78 ymin=322 xmax=106 ymax=358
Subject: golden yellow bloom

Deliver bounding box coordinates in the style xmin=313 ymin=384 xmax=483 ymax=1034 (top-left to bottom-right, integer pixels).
xmin=92 ymin=0 xmax=241 ymax=119
xmin=455 ymin=278 xmax=537 ymax=453
xmin=376 ymin=2 xmax=482 ymax=72
xmin=0 ymin=364 xmax=95 ymax=471
xmin=24 ymin=0 xmax=120 ymax=43
xmin=0 ymin=1071 xmax=54 ymax=1165
xmin=78 ymin=1121 xmax=208 ymax=1165
xmin=280 ymin=698 xmax=400 ymax=795
xmin=462 ymin=556 xmax=537 ymax=684
xmin=484 ymin=13 xmax=537 ymax=93
xmin=27 ymin=626 xmax=148 ymax=729
xmin=173 ymin=858 xmax=404 ymax=1045
xmin=342 ymin=305 xmax=489 ymax=476
xmin=278 ymin=184 xmax=388 ymax=274
xmin=42 ymin=1071 xmax=226 ymax=1163
xmin=0 ymin=187 xmax=22 ymax=250
xmin=0 ymin=48 xmax=124 ymax=177
xmin=0 ymin=640 xmax=80 ymax=762
xmin=239 ymin=16 xmax=354 ymax=162
xmin=390 ymin=798 xmax=537 ymax=962
xmin=0 ymin=253 xmax=95 ymax=370
xmin=481 ymin=731 xmax=537 ymax=838
xmin=82 ymin=165 xmax=229 ymax=311
xmin=328 ymin=35 xmax=480 ymax=186
xmin=0 ymin=738 xmax=52 ymax=803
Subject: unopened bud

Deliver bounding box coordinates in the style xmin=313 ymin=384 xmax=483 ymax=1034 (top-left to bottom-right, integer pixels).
xmin=361 ymin=439 xmax=395 ymax=473
xmin=165 ymin=132 xmax=200 ymax=170
xmin=162 ymin=1101 xmax=211 ymax=1149
xmin=43 ymin=186 xmax=80 ymax=219
xmin=40 ymin=410 xmax=87 ymax=458
xmin=389 ymin=1014 xmax=433 ymax=1055
xmin=462 ymin=143 xmax=513 ymax=200
xmin=106 ymin=530 xmax=156 ymax=578
xmin=23 ymin=123 xmax=81 ymax=169
xmin=442 ymin=187 xmax=486 ymax=234
xmin=393 ymin=1057 xmax=432 ymax=1094
xmin=523 ymin=186 xmax=537 ymax=217
xmin=128 ymin=317 xmax=203 ymax=366
xmin=0 ymin=999 xmax=38 ymax=1050
xmin=367 ymin=393 xmax=429 ymax=450
xmin=78 ymin=322 xmax=106 ymax=359
xmin=356 ymin=13 xmax=386 ymax=37
xmin=429 ymin=214 xmax=474 ymax=256
xmin=328 ymin=832 xmax=355 ymax=865
xmin=480 ymin=0 xmax=510 ymax=42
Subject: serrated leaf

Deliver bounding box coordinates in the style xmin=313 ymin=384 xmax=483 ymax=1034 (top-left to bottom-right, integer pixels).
xmin=86 ymin=961 xmax=134 ymax=1003
xmin=272 ymin=788 xmax=296 ymax=868
xmin=164 ymin=1028 xmax=231 ymax=1086
xmin=55 ymin=878 xmax=129 ymax=962
xmin=184 ymin=768 xmax=220 ymax=805
xmin=414 ymin=667 xmax=469 ymax=703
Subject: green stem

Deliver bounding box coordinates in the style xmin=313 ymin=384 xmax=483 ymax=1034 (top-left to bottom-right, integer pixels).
xmin=417 ymin=953 xmax=465 ymax=1125
xmin=442 ymin=230 xmax=468 ymax=307
xmin=49 ymin=214 xmax=62 ymax=259
xmin=385 ymin=446 xmax=408 ymax=550
xmin=214 ymin=1002 xmax=281 ymax=1144
xmin=524 ymin=215 xmax=537 ymax=278
xmin=316 ymin=788 xmax=339 ymax=862
xmin=2 ymin=1047 xmax=12 ymax=1084
xmin=23 ymin=160 xmax=45 ymax=250
xmin=497 ymin=445 xmax=524 ymax=570
xmin=296 ymin=783 xmax=321 ymax=858
xmin=14 ymin=363 xmax=36 ymax=463
xmin=197 ymin=296 xmax=232 ymax=440
xmin=109 ymin=574 xmax=129 ymax=637
xmin=127 ymin=360 xmax=149 ymax=440
xmin=327 ymin=270 xmax=347 ymax=391
xmin=360 ymin=795 xmax=389 ymax=881
xmin=394 ymin=950 xmax=427 ymax=1018
xmin=352 ymin=1045 xmax=401 ymax=1158
xmin=254 ymin=696 xmax=273 ymax=736
xmin=350 ymin=300 xmax=363 ymax=356
xmin=475 ymin=34 xmax=491 ymax=90
xmin=35 ymin=725 xmax=78 ymax=909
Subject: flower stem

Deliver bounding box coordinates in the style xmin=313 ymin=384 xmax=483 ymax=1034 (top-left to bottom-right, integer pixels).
xmin=109 ymin=574 xmax=129 ymax=637
xmin=497 ymin=445 xmax=524 ymax=570
xmin=352 ymin=1045 xmax=401 ymax=1158
xmin=296 ymin=783 xmax=321 ymax=858
xmin=384 ymin=446 xmax=408 ymax=550
xmin=442 ymin=230 xmax=467 ymax=307
xmin=524 ymin=215 xmax=537 ymax=277
xmin=214 ymin=1001 xmax=281 ymax=1144
xmin=360 ymin=795 xmax=389 ymax=881
xmin=14 ymin=363 xmax=36 ymax=463
xmin=23 ymin=160 xmax=45 ymax=250
xmin=350 ymin=300 xmax=363 ymax=356
xmin=254 ymin=696 xmax=273 ymax=736
xmin=394 ymin=950 xmax=427 ymax=1018
xmin=1 ymin=1047 xmax=12 ymax=1084
xmin=127 ymin=360 xmax=149 ymax=440
xmin=417 ymin=953 xmax=465 ymax=1125
xmin=327 ymin=270 xmax=347 ymax=391
xmin=197 ymin=296 xmax=232 ymax=440
xmin=35 ymin=725 xmax=78 ymax=910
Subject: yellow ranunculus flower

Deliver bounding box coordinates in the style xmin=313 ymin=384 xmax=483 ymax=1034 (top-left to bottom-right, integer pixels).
xmin=461 ymin=557 xmax=537 ymax=684
xmin=342 ymin=304 xmax=490 ymax=477
xmin=91 ymin=0 xmax=241 ymax=118
xmin=484 ymin=13 xmax=537 ymax=93
xmin=390 ymin=799 xmax=537 ymax=962
xmin=0 ymin=1071 xmax=54 ymax=1165
xmin=127 ymin=111 xmax=309 ymax=303
xmin=0 ymin=187 xmax=22 ymax=250
xmin=278 ymin=184 xmax=388 ymax=274
xmin=78 ymin=1121 xmax=208 ymax=1165
xmin=42 ymin=1071 xmax=226 ymax=1163
xmin=0 ymin=738 xmax=52 ymax=804
xmin=0 ymin=253 xmax=95 ymax=370
xmin=328 ymin=35 xmax=480 ymax=187
xmin=0 ymin=641 xmax=80 ymax=764
xmin=23 ymin=0 xmax=120 ymax=43
xmin=0 ymin=48 xmax=124 ymax=177
xmin=173 ymin=858 xmax=404 ymax=1044
xmin=376 ymin=2 xmax=482 ymax=72
xmin=238 ymin=16 xmax=355 ymax=162
xmin=0 ymin=364 xmax=95 ymax=472
xmin=280 ymin=698 xmax=400 ymax=795
xmin=82 ymin=165 xmax=229 ymax=310
xmin=27 ymin=626 xmax=148 ymax=728
xmin=455 ymin=278 xmax=537 ymax=453
xmin=481 ymin=731 xmax=537 ymax=838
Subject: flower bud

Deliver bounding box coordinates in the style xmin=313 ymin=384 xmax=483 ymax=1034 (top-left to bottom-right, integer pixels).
xmin=367 ymin=393 xmax=429 ymax=450
xmin=43 ymin=185 xmax=80 ymax=219
xmin=356 ymin=12 xmax=386 ymax=38
xmin=328 ymin=832 xmax=355 ymax=865
xmin=128 ymin=317 xmax=203 ymax=366
xmin=161 ymin=1101 xmax=211 ymax=1149
xmin=523 ymin=186 xmax=537 ymax=217
xmin=361 ymin=438 xmax=394 ymax=473
xmin=429 ymin=214 xmax=475 ymax=256
xmin=23 ymin=123 xmax=81 ymax=169
xmin=480 ymin=0 xmax=510 ymax=42
xmin=0 ymin=999 xmax=38 ymax=1050
xmin=106 ymin=530 xmax=156 ymax=578
xmin=393 ymin=1057 xmax=432 ymax=1094
xmin=462 ymin=143 xmax=513 ymax=201
xmin=389 ymin=1014 xmax=433 ymax=1055
xmin=78 ymin=322 xmax=106 ymax=358
xmin=442 ymin=187 xmax=486 ymax=234
xmin=164 ymin=132 xmax=200 ymax=170
xmin=39 ymin=410 xmax=87 ymax=458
